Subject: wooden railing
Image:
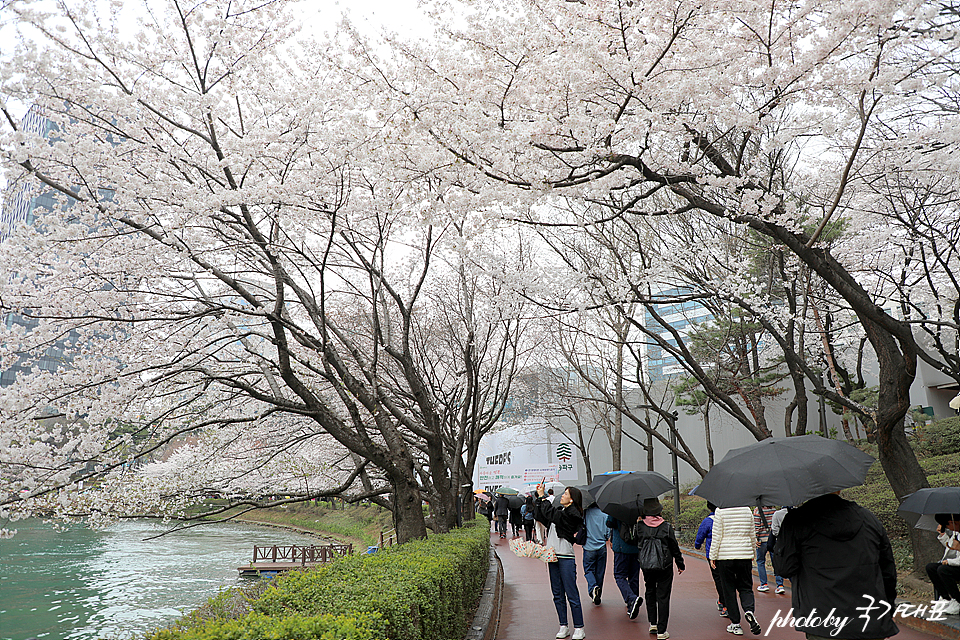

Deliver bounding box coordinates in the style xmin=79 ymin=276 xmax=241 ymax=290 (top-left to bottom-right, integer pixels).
xmin=251 ymin=543 xmax=353 ymax=566
xmin=379 ymin=528 xmax=397 ymax=548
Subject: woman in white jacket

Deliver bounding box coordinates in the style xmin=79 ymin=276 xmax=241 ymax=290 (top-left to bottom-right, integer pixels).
xmin=709 ymin=506 xmax=760 ymax=636
xmin=927 ymin=513 xmax=960 ymax=614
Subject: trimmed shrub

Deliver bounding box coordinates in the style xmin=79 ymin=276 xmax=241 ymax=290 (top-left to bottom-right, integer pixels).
xmin=252 ymin=522 xmax=489 ymax=640
xmin=912 ymin=416 xmax=960 ymax=457
xmin=147 ymin=521 xmax=489 ymax=640
xmin=147 ymin=612 xmax=384 ymax=640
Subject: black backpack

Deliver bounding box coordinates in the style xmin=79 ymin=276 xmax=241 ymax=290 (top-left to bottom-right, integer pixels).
xmin=619 ymin=520 xmax=639 ymax=545
xmin=635 ymin=523 xmax=673 ymax=570
xmin=574 ymin=523 xmax=588 ymax=545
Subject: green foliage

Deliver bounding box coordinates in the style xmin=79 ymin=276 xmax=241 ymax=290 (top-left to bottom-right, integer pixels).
xmin=252 ymin=522 xmax=489 ymax=640
xmin=147 ymin=612 xmax=384 ymax=640
xmin=911 ymin=416 xmax=960 ymax=457
xmin=149 ymin=522 xmax=489 ymax=640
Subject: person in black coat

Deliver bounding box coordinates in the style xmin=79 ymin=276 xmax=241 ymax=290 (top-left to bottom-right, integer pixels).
xmin=494 ymin=494 xmax=510 ymax=539
xmin=535 ymin=483 xmax=586 ymax=640
xmin=773 ymin=492 xmax=898 ymax=640
xmin=509 ymin=503 xmax=524 ymax=537
xmin=635 ymin=498 xmax=684 ymax=640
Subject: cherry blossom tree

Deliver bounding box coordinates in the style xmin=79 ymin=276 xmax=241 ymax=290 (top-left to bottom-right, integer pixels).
xmin=0 ymin=0 xmax=526 ymax=542
xmin=345 ymin=0 xmax=959 ymax=561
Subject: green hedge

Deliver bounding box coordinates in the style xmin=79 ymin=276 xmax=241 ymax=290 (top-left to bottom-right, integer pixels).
xmin=147 ymin=521 xmax=489 ymax=640
xmin=147 ymin=612 xmax=384 ymax=640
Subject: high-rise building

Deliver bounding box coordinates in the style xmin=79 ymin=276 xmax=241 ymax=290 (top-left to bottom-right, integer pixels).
xmin=1 ymin=107 xmax=75 ymax=387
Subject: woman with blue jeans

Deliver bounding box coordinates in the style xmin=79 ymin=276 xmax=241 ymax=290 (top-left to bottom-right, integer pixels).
xmin=535 ymin=484 xmax=586 ymax=640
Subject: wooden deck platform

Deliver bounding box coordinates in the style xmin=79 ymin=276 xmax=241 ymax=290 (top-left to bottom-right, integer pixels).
xmin=238 ymin=543 xmax=353 ymax=577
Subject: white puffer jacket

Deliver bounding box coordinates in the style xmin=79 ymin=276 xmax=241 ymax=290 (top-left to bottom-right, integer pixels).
xmin=709 ymin=506 xmax=757 ymax=561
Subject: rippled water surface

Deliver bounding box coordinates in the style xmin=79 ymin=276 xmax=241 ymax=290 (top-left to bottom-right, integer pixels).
xmin=0 ymin=518 xmax=321 ymax=640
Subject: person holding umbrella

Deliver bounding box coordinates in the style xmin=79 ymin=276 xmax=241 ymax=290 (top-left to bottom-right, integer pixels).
xmin=774 ymin=491 xmax=898 ymax=640
xmin=635 ymin=497 xmax=684 ymax=640
xmin=926 ymin=513 xmax=960 ymax=613
xmin=710 ymin=505 xmax=760 ymax=636
xmin=494 ymin=492 xmax=510 ymax=539
xmin=535 ymin=482 xmax=586 ymax=640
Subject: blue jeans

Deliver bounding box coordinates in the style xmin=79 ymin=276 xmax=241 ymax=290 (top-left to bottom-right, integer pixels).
xmin=548 ymin=557 xmax=584 ymax=627
xmin=582 ymin=546 xmax=607 ymax=593
xmin=756 ymin=539 xmax=783 ymax=587
xmin=613 ymin=551 xmax=640 ymax=605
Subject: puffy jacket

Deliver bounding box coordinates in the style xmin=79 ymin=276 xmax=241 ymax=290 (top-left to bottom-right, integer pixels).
xmin=535 ymin=495 xmax=583 ymax=544
xmin=709 ymin=506 xmax=756 ymax=561
xmin=606 ymin=515 xmax=638 ymax=554
xmin=773 ymin=494 xmax=898 ymax=640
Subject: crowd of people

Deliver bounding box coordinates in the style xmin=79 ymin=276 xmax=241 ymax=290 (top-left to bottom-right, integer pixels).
xmin=474 ymin=482 xmax=954 ymax=640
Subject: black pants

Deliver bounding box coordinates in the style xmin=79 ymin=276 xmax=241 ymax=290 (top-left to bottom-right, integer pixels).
xmin=710 ymin=562 xmax=725 ymax=607
xmin=927 ymin=562 xmax=960 ymax=601
xmin=524 ymin=521 xmax=534 ymax=541
xmin=717 ymin=559 xmax=755 ymax=625
xmin=642 ymin=567 xmax=674 ymax=633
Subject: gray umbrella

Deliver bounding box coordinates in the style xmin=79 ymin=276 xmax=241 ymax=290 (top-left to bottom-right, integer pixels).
xmin=571 ymin=485 xmax=596 ymax=509
xmin=898 ymin=487 xmax=960 ymax=531
xmin=594 ymin=471 xmax=673 ymax=523
xmin=506 ymin=494 xmax=525 ymax=509
xmin=691 ymin=434 xmax=875 ymax=508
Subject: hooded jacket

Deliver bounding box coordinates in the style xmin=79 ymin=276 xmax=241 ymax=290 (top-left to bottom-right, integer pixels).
xmin=773 ymin=493 xmax=898 ymax=640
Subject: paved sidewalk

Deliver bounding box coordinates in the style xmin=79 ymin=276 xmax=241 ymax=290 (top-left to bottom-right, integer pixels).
xmin=492 ymin=532 xmax=947 ymax=640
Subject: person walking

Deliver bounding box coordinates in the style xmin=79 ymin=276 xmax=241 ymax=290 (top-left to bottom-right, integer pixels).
xmin=535 ymin=483 xmax=587 ymax=640
xmin=926 ymin=513 xmax=960 ymax=613
xmin=635 ymin=498 xmax=684 ymax=640
xmin=495 ymin=494 xmax=509 ymax=539
xmin=769 ymin=506 xmax=790 ymax=594
xmin=521 ymin=495 xmax=536 ymax=542
xmin=695 ymin=501 xmax=727 ymax=617
xmin=509 ymin=502 xmax=524 ymax=538
xmin=582 ymin=501 xmax=609 ymax=605
xmin=753 ymin=506 xmax=784 ymax=594
xmin=710 ymin=505 xmax=760 ymax=636
xmin=607 ymin=514 xmax=643 ymax=619
xmin=774 ymin=491 xmax=898 ymax=640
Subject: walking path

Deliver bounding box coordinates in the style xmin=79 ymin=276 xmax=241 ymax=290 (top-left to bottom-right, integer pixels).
xmin=492 ymin=532 xmax=952 ymax=640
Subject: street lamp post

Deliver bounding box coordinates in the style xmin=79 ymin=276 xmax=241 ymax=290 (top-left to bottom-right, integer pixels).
xmin=666 ymin=410 xmax=681 ymax=526
xmin=635 ymin=404 xmax=682 ymax=525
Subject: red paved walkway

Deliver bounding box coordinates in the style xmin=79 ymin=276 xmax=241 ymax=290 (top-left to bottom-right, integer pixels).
xmin=492 ymin=533 xmax=945 ymax=640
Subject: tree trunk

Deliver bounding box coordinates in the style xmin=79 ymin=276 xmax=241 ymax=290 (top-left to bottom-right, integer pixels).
xmin=391 ymin=476 xmax=428 ymax=542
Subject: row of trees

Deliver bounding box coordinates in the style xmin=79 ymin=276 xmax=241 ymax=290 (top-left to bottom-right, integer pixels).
xmin=1 ymin=0 xmax=958 ymax=561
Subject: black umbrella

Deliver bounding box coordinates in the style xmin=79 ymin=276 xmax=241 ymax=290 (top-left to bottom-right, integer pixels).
xmin=691 ymin=434 xmax=875 ymax=508
xmin=594 ymin=471 xmax=673 ymax=523
xmin=586 ymin=470 xmax=632 ymax=495
xmin=571 ymin=485 xmax=596 ymax=509
xmin=897 ymin=487 xmax=960 ymax=531
xmin=506 ymin=494 xmax=525 ymax=509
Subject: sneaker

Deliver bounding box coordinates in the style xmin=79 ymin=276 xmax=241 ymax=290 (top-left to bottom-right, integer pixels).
xmin=571 ymin=628 xmax=586 ymax=640
xmin=628 ymin=596 xmax=643 ymax=619
xmin=557 ymin=625 xmax=570 ymax=639
xmin=944 ymin=600 xmax=960 ymax=615
xmin=744 ymin=611 xmax=762 ymax=635
xmin=590 ymin=585 xmax=601 ymax=605
xmin=649 ymin=625 xmax=658 ymax=633
xmin=719 ymin=608 xmax=729 ymax=618
xmin=775 ymin=585 xmax=785 ymax=595
xmin=756 ymin=584 xmax=770 ymax=592
xmin=727 ymin=623 xmax=743 ymax=635
xmin=657 ymin=634 xmax=669 ymax=640
xmin=717 ymin=601 xmax=725 ymax=612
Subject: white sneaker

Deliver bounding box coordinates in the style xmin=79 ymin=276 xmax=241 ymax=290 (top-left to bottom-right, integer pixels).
xmin=657 ymin=634 xmax=669 ymax=640
xmin=944 ymin=600 xmax=960 ymax=615
xmin=557 ymin=626 xmax=570 ymax=639
xmin=727 ymin=623 xmax=744 ymax=635
xmin=649 ymin=624 xmax=658 ymax=633
xmin=571 ymin=628 xmax=586 ymax=640
xmin=756 ymin=584 xmax=769 ymax=592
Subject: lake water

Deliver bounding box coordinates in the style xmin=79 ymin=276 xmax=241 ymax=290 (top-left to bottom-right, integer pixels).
xmin=0 ymin=518 xmax=323 ymax=640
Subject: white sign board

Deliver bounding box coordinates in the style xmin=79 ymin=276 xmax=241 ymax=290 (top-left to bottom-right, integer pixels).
xmin=475 ymin=421 xmax=579 ymax=492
